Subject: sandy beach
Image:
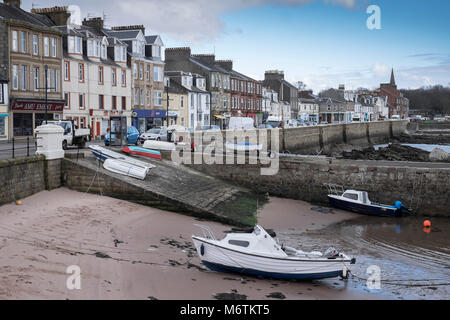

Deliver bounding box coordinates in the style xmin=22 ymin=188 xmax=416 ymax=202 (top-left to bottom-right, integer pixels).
xmin=0 ymin=188 xmax=382 ymax=300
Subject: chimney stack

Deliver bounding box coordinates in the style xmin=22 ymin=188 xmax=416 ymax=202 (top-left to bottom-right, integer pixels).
xmin=31 ymin=6 xmax=71 ymax=26
xmin=165 ymin=47 xmax=191 ymax=61
xmin=82 ymin=17 xmax=104 ymax=32
xmin=3 ymin=0 xmax=21 ymax=8
xmin=192 ymin=54 xmax=215 ymax=66
xmin=215 ymin=60 xmax=233 ymax=71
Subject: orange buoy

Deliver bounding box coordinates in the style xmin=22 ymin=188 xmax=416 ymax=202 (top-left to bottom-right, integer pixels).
xmin=16 ymin=200 xmax=22 ymax=206
xmin=423 ymin=220 xmax=431 ymax=228
xmin=423 ymin=227 xmax=431 ymax=234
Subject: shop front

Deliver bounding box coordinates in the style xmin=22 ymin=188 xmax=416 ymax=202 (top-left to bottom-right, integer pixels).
xmin=132 ymin=109 xmax=167 ymax=133
xmin=10 ymin=98 xmax=64 ymax=137
xmin=90 ymin=109 xmax=131 ymax=140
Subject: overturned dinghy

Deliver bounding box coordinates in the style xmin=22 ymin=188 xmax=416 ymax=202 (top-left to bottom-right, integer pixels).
xmin=103 ymin=158 xmax=149 ymax=180
xmin=192 ymin=225 xmax=355 ymax=280
xmin=143 ymin=140 xmax=176 ymax=151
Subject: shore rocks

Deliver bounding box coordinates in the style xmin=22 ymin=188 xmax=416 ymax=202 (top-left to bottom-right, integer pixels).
xmin=342 ymin=144 xmax=431 ymax=162
xmin=429 ymin=148 xmax=449 ymax=162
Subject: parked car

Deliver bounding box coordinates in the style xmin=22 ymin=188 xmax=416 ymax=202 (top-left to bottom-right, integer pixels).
xmin=139 ymin=127 xmax=168 ymax=143
xmin=104 ymin=126 xmax=140 ymax=146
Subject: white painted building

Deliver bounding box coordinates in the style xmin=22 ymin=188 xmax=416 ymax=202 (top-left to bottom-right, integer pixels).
xmin=57 ymin=24 xmax=132 ymax=139
xmin=262 ymin=87 xmax=290 ymax=121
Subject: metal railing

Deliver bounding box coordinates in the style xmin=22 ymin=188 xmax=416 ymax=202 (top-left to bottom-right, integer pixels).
xmin=0 ymin=137 xmax=36 ymax=160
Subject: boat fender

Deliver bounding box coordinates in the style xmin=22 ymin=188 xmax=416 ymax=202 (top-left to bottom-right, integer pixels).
xmin=200 ymin=244 xmax=205 ymax=256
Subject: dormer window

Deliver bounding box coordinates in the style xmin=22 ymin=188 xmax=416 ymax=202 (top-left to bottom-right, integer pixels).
xmin=68 ymin=36 xmax=82 ymax=54
xmin=152 ymin=45 xmax=161 ymax=58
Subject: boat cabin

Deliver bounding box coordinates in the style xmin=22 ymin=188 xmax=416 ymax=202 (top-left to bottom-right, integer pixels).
xmin=341 ymin=190 xmax=372 ymax=205
xmin=220 ymin=226 xmax=287 ymax=258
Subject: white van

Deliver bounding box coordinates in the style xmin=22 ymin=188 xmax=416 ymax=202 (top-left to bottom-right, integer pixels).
xmin=228 ymin=117 xmax=255 ymax=130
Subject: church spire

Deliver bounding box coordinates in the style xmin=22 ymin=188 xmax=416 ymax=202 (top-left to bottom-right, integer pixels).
xmin=390 ymin=68 xmax=396 ymax=86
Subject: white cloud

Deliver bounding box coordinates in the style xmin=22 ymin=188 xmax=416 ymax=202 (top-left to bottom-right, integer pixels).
xmin=24 ymin=0 xmax=362 ymax=43
xmin=372 ymin=62 xmax=389 ymax=77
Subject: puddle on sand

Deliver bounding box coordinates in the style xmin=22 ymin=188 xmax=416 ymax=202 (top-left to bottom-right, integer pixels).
xmin=277 ymin=216 xmax=450 ymax=299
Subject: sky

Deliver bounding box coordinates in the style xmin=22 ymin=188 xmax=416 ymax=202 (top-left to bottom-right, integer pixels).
xmin=21 ymin=0 xmax=450 ymax=93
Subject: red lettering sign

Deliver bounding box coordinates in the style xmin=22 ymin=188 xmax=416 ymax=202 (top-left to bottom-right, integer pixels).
xmin=12 ymin=99 xmax=64 ymax=112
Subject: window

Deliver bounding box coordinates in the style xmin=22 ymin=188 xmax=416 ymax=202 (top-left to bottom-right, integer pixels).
xmin=112 ymin=96 xmax=117 ymax=110
xmin=154 ymin=90 xmax=163 ymax=106
xmin=198 ymin=113 xmax=202 ymax=122
xmin=122 ymin=96 xmax=126 ymax=110
xmin=21 ymin=65 xmax=27 ymax=91
xmin=121 ymin=69 xmax=126 ymax=87
xmin=75 ymin=37 xmax=82 ymax=54
xmin=204 ymin=114 xmax=209 ymax=124
xmin=146 ymin=90 xmax=150 ymax=106
xmin=79 ymin=93 xmax=85 ymax=109
xmin=51 ymin=38 xmax=57 ymax=57
xmin=80 ymin=117 xmax=85 ymax=129
xmin=122 ymin=47 xmax=127 ymax=61
xmin=98 ymin=66 xmax=104 ymax=85
xmin=343 ymin=193 xmax=359 ymax=201
xmin=153 ymin=66 xmax=162 ymax=82
xmin=64 ymin=92 xmax=70 ymax=108
xmin=152 ymin=45 xmax=161 ymax=58
xmin=139 ymin=64 xmax=143 ymax=80
xmin=0 ymin=117 xmax=5 ymax=138
xmin=12 ymin=65 xmax=18 ymax=90
xmin=190 ymin=93 xmax=194 ymax=109
xmin=20 ymin=31 xmax=27 ymax=53
xmin=140 ymin=89 xmax=144 ymax=106
xmin=181 ymin=96 xmax=184 ymax=108
xmin=44 ymin=37 xmax=49 ymax=56
xmin=87 ymin=40 xmax=93 ymax=56
xmin=228 ymin=240 xmax=250 ymax=248
xmin=101 ymin=44 xmax=106 ymax=59
xmin=94 ymin=41 xmax=99 ymax=56
xmin=64 ymin=61 xmax=70 ymax=81
xmin=33 ymin=67 xmax=39 ymax=91
xmin=146 ymin=65 xmax=150 ymax=81
xmin=12 ymin=31 xmax=18 ymax=52
xmin=112 ymin=68 xmax=117 ymax=86
xmin=133 ymin=63 xmax=138 ymax=80
xmin=52 ymin=69 xmax=58 ymax=92
xmin=0 ymin=84 xmax=3 ymax=104
xmin=78 ymin=63 xmax=84 ymax=82
xmin=211 ymin=74 xmax=215 ymax=88
xmin=99 ymin=95 xmax=104 ymax=109
xmin=134 ymin=88 xmax=139 ymax=105
xmin=32 ymin=35 xmax=38 ymax=55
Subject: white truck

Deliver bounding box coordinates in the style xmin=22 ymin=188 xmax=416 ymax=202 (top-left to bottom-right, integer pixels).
xmin=46 ymin=120 xmax=91 ymax=149
xmin=228 ymin=117 xmax=255 ymax=130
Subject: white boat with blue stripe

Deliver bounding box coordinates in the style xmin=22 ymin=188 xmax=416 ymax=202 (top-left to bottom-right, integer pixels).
xmin=192 ymin=225 xmax=355 ymax=280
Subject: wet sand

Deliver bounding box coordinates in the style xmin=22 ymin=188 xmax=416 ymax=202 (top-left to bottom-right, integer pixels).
xmin=0 ymin=188 xmax=382 ymax=300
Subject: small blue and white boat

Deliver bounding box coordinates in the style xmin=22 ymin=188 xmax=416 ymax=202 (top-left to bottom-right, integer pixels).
xmin=328 ymin=189 xmax=410 ymax=217
xmin=192 ymin=225 xmax=355 ymax=280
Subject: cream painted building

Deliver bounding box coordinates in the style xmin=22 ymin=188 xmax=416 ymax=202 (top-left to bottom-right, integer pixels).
xmin=55 ymin=24 xmax=132 ymax=138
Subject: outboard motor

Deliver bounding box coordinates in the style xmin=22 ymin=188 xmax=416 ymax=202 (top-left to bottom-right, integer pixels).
xmin=395 ymin=201 xmax=411 ymax=215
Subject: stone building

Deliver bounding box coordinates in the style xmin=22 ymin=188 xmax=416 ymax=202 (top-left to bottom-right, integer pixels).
xmin=164 ymin=71 xmax=210 ymax=129
xmin=214 ymin=60 xmax=263 ymax=126
xmin=0 ymin=0 xmax=64 ymax=138
xmin=262 ymin=70 xmax=298 ymax=120
xmin=164 ymin=47 xmax=231 ymax=129
xmin=379 ymin=69 xmax=409 ymax=119
xmin=105 ymin=25 xmax=165 ymax=132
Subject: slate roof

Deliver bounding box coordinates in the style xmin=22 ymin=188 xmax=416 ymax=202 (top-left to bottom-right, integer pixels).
xmin=105 ymin=29 xmax=140 ymax=40
xmin=0 ymin=3 xmax=55 ymax=28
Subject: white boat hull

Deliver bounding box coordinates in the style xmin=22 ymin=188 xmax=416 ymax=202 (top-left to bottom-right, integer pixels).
xmin=143 ymin=140 xmax=176 ymax=151
xmin=192 ymin=237 xmax=350 ymax=280
xmin=225 ymin=142 xmax=263 ymax=152
xmin=103 ymin=159 xmax=148 ymax=180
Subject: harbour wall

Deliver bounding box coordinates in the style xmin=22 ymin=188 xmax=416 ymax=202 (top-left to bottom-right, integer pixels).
xmin=187 ymin=158 xmax=450 ymax=217
xmin=216 ymin=120 xmax=408 ymax=154
xmin=0 ymin=156 xmax=61 ymax=206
